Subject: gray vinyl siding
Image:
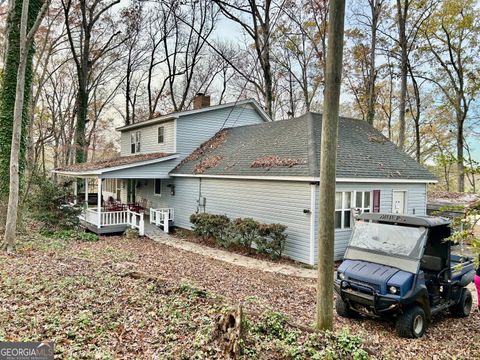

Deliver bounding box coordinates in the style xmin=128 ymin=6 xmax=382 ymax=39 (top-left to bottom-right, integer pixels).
xmin=176 ymin=105 xmax=264 ymax=159
xmin=314 ymin=182 xmax=428 ymax=262
xmin=120 ymin=120 xmax=176 ymax=156
xmin=163 ymin=177 xmax=312 ymax=264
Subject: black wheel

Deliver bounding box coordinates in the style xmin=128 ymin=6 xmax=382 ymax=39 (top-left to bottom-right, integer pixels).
xmin=395 ymin=305 xmax=426 ymax=338
xmin=335 ymin=297 xmax=358 ymax=318
xmin=450 ymin=288 xmax=472 ymax=317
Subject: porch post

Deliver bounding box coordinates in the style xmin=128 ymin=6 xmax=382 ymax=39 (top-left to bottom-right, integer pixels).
xmin=73 ymin=179 xmax=77 ymax=205
xmin=97 ymin=178 xmax=102 ymax=228
xmin=85 ymin=179 xmax=89 ymax=206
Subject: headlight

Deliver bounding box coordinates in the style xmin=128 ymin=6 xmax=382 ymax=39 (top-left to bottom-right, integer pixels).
xmin=389 ymin=286 xmax=399 ymax=295
xmin=338 ymin=272 xmax=345 ymax=280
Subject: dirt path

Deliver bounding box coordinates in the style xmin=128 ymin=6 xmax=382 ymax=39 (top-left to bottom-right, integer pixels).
xmin=145 ymin=225 xmax=317 ymax=279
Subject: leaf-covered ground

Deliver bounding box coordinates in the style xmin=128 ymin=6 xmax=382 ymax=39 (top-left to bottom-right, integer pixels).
xmin=1 ymin=234 xmax=479 ymax=359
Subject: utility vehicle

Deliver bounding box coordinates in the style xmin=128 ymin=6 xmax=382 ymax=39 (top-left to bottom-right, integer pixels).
xmin=334 ymin=213 xmax=475 ymax=338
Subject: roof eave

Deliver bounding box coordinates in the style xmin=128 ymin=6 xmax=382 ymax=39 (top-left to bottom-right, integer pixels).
xmin=170 ymin=173 xmax=437 ymax=183
xmin=115 ymin=99 xmax=271 ymax=132
xmin=53 ymin=154 xmax=179 ymax=177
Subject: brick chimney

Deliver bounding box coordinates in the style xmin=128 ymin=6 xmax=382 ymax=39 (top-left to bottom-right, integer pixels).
xmin=193 ymin=93 xmax=211 ymax=110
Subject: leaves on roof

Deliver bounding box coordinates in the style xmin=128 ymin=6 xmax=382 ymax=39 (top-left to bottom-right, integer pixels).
xmin=367 ymin=133 xmax=387 ymax=144
xmin=175 ymin=129 xmax=229 ymax=171
xmin=194 ymin=155 xmax=224 ymax=174
xmin=251 ymin=156 xmax=306 ymax=170
xmin=56 ymin=152 xmax=171 ymax=172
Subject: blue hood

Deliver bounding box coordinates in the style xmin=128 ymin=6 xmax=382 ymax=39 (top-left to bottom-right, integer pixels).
xmin=338 ymin=259 xmax=413 ymax=295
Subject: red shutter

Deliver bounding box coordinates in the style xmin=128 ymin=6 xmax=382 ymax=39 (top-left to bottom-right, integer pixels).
xmin=373 ymin=190 xmax=381 ymax=212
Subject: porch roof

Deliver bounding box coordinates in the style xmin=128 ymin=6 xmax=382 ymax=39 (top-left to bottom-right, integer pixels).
xmin=53 ymin=152 xmax=179 ymax=177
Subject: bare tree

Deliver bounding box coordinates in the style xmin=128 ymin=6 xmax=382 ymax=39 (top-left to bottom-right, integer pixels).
xmin=61 ymin=0 xmax=122 ymax=163
xmin=212 ymin=0 xmax=280 ymax=118
xmin=419 ymin=0 xmax=480 ymax=192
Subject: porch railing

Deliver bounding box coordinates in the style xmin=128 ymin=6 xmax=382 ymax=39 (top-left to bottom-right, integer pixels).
xmin=83 ymin=208 xmax=144 ymax=236
xmin=149 ymin=208 xmax=174 ymax=233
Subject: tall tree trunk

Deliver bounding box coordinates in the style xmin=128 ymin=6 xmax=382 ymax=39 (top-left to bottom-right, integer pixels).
xmin=0 ymin=0 xmax=41 ymax=199
xmin=316 ymin=0 xmax=346 ymax=331
xmin=396 ymin=0 xmax=407 ymax=151
xmin=3 ymin=0 xmax=46 ymax=252
xmin=75 ymin=75 xmax=88 ymax=163
xmin=456 ymin=114 xmax=465 ymax=192
xmin=366 ymin=0 xmax=382 ymax=125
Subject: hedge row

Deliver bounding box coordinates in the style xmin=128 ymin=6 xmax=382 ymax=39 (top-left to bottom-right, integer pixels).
xmin=190 ymin=213 xmax=287 ymax=259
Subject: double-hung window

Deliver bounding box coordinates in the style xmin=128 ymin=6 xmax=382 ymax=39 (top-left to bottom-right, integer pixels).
xmin=354 ymin=191 xmax=371 ymax=213
xmin=335 ymin=192 xmax=352 ymax=229
xmin=131 ymin=131 xmax=141 ymax=154
xmin=158 ymin=126 xmax=164 ymax=144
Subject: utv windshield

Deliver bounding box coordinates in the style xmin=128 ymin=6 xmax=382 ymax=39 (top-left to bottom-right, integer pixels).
xmin=348 ymin=222 xmax=428 ymax=260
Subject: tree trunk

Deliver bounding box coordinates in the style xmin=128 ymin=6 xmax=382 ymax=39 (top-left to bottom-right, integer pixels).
xmin=396 ymin=0 xmax=407 ymax=151
xmin=3 ymin=0 xmax=30 ymax=253
xmin=0 ymin=0 xmax=41 ymax=199
xmin=366 ymin=0 xmax=381 ymax=125
xmin=456 ymin=115 xmax=465 ymax=192
xmin=316 ymin=0 xmax=346 ymax=331
xmin=75 ymin=75 xmax=88 ymax=163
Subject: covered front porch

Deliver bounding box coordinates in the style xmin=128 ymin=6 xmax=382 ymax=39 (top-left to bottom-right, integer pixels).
xmin=53 ymin=152 xmax=179 ymax=236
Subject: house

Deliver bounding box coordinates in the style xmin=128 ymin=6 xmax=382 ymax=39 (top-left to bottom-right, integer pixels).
xmin=54 ymin=95 xmax=437 ymax=265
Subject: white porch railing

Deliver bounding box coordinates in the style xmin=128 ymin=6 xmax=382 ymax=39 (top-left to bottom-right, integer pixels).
xmin=83 ymin=208 xmax=145 ymax=236
xmin=149 ymin=208 xmax=174 ymax=233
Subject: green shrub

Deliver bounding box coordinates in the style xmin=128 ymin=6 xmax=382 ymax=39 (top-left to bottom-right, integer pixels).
xmin=190 ymin=213 xmax=232 ymax=247
xmin=257 ymin=223 xmax=288 ymax=259
xmin=27 ymin=176 xmax=81 ymax=231
xmin=190 ymin=213 xmax=288 ymax=257
xmin=232 ymin=218 xmax=261 ymax=252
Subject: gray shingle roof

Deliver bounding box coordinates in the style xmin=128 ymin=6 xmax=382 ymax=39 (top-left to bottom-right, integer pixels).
xmin=171 ymin=112 xmax=436 ymax=181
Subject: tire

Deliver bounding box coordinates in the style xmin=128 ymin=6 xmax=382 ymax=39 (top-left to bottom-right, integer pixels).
xmin=335 ymin=297 xmax=358 ymax=318
xmin=395 ymin=305 xmax=426 ymax=338
xmin=450 ymin=288 xmax=472 ymax=318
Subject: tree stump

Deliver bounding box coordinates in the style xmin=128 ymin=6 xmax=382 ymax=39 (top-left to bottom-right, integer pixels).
xmin=215 ymin=304 xmax=243 ymax=359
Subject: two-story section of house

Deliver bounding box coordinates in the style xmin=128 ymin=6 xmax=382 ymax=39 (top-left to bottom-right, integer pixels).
xmin=54 ymin=95 xmax=270 ymax=235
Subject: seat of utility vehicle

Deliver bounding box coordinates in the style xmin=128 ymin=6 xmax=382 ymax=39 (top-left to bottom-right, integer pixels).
xmin=420 ymin=255 xmax=444 ymax=272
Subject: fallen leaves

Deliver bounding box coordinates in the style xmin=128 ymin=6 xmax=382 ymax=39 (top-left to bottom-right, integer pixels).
xmin=1 ymin=234 xmax=479 ymax=359
xmin=193 ymin=155 xmax=224 ymax=174
xmin=251 ymin=155 xmax=307 ymax=169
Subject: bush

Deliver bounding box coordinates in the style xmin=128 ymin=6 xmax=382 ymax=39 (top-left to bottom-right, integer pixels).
xmin=27 ymin=176 xmax=81 ymax=231
xmin=232 ymin=218 xmax=261 ymax=252
xmin=257 ymin=223 xmax=288 ymax=259
xmin=190 ymin=213 xmax=288 ymax=258
xmin=190 ymin=213 xmax=232 ymax=247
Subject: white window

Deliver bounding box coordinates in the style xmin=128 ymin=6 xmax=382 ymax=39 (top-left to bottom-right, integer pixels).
xmin=104 ymin=179 xmax=117 ymax=193
xmin=158 ymin=126 xmax=164 ymax=144
xmin=154 ymin=179 xmax=162 ymax=195
xmin=335 ymin=192 xmax=352 ymax=229
xmin=131 ymin=131 xmax=141 ymax=154
xmin=354 ymin=191 xmax=372 ymax=214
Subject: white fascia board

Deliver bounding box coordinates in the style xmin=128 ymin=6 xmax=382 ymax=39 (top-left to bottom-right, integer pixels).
xmin=335 ymin=177 xmax=438 ymax=184
xmin=52 ymin=155 xmax=179 ymax=178
xmin=171 ymin=173 xmax=437 ymax=184
xmin=116 ymin=115 xmax=179 ymax=132
xmin=170 ymin=173 xmax=316 ymax=182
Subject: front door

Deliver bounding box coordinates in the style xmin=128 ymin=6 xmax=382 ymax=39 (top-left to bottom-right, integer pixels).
xmin=392 ymin=191 xmax=406 ymax=214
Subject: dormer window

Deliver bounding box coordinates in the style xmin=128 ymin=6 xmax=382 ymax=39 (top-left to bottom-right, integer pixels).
xmin=158 ymin=126 xmax=164 ymax=144
xmin=131 ymin=131 xmax=141 ymax=154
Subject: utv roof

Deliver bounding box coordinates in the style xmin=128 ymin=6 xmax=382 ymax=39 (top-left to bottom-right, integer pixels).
xmin=356 ymin=213 xmax=451 ymax=228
